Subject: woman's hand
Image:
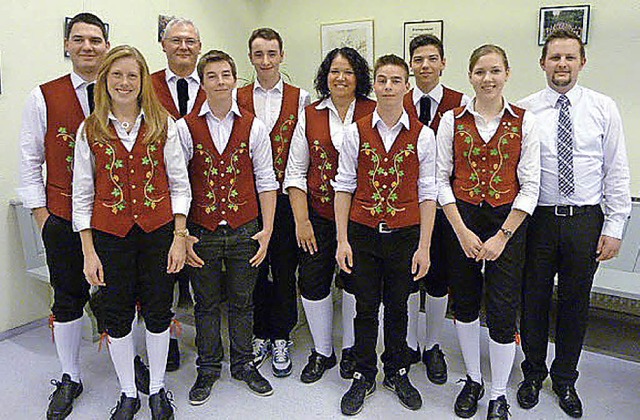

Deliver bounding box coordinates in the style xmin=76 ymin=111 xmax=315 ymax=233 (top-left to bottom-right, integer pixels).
xmin=83 ymin=251 xmax=105 ymax=286
xmin=167 ymin=236 xmax=186 ymax=273
xmin=476 ymin=233 xmax=508 ymax=261
xmin=296 ymin=219 xmax=318 ymax=254
xmin=457 ymin=227 xmax=484 ymax=259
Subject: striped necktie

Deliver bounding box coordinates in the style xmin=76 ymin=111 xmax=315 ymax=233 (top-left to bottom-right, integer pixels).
xmin=557 ymin=94 xmax=575 ymax=197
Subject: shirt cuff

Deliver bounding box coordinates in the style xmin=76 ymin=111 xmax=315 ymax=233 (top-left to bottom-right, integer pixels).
xmin=72 ymin=214 xmax=92 ymax=232
xmin=512 ymin=195 xmax=537 ymax=216
xmin=171 ymin=197 xmax=191 ymax=217
xmin=331 ymin=180 xmax=356 ymax=194
xmin=601 ymin=219 xmax=625 ymax=240
xmin=283 ymin=178 xmax=308 ymax=194
xmin=437 ymin=188 xmax=456 ymax=207
xmin=16 ymin=185 xmax=47 ymax=209
xmin=256 ymin=180 xmax=279 ymax=194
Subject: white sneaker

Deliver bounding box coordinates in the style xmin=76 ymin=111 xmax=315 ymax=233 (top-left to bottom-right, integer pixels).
xmin=252 ymin=338 xmax=272 ymax=369
xmin=272 ymin=339 xmax=292 ymax=377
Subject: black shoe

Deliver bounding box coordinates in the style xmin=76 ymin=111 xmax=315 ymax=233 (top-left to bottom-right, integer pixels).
xmin=232 ymin=363 xmax=274 ymax=396
xmin=487 ymin=395 xmax=510 ymax=419
xmin=301 ymin=350 xmax=337 ymax=383
xmin=110 ymin=393 xmax=141 ymax=420
xmin=409 ymin=346 xmax=421 ymax=365
xmin=517 ymin=377 xmax=542 ymax=409
xmin=189 ymin=371 xmax=219 ymax=405
xmin=552 ymin=383 xmax=583 ymax=418
xmin=149 ymin=388 xmax=174 ymax=420
xmin=423 ymin=344 xmax=447 ymax=384
xmin=454 ymin=375 xmax=485 ymax=418
xmin=340 ymin=372 xmax=376 ymax=416
xmin=166 ymin=338 xmax=180 ymax=372
xmin=46 ymin=374 xmax=83 ymax=420
xmin=340 ymin=347 xmax=357 ymax=380
xmin=383 ymin=368 xmax=422 ymax=410
xmin=134 ymin=356 xmax=150 ymax=395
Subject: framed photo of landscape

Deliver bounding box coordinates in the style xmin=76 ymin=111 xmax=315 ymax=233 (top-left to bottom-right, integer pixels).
xmin=321 ymin=19 xmax=374 ymax=67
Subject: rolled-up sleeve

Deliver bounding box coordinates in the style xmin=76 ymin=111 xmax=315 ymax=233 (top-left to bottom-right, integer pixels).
xmin=249 ymin=118 xmax=279 ymax=193
xmin=332 ymin=123 xmax=359 ymax=194
xmin=417 ymin=125 xmax=437 ymax=203
xmin=283 ymin=108 xmax=310 ymax=193
xmin=72 ymin=122 xmax=95 ymax=232
xmin=164 ymin=118 xmax=192 ymax=216
xmin=512 ymin=111 xmax=541 ymax=215
xmin=435 ymin=110 xmax=456 ymax=206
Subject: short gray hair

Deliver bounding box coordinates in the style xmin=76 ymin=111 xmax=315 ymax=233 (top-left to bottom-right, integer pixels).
xmin=162 ymin=18 xmax=200 ymax=41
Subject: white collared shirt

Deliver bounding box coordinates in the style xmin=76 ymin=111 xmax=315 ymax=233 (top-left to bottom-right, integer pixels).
xmin=436 ymin=98 xmax=541 ymax=215
xmin=283 ymin=97 xmax=358 ymax=193
xmin=411 ymin=83 xmax=471 ymax=123
xmin=72 ymin=114 xmax=192 ymax=232
xmin=18 ymin=72 xmax=94 ymax=209
xmin=518 ymin=85 xmax=631 ymax=238
xmin=165 ymin=67 xmax=201 ymax=115
xmin=176 ymin=100 xmax=278 ymax=195
xmin=332 ymin=109 xmax=437 ymax=203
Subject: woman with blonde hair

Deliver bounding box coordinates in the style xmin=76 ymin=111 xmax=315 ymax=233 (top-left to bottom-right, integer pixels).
xmin=72 ymin=45 xmax=191 ymax=419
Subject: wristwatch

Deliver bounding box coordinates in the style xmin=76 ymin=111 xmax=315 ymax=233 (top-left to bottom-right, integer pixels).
xmin=499 ymin=227 xmax=513 ymax=239
xmin=174 ymin=228 xmax=190 ymax=238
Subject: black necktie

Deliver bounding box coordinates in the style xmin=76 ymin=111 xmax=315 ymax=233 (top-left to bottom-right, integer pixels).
xmin=419 ymin=96 xmax=431 ymax=126
xmin=177 ymin=78 xmax=189 ymax=117
xmin=87 ymin=83 xmax=95 ymax=114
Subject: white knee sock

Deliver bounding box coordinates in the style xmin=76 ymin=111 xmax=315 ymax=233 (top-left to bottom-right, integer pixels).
xmin=424 ymin=295 xmax=448 ymax=350
xmin=53 ymin=317 xmax=83 ymax=382
xmin=302 ymin=295 xmax=333 ymax=357
xmin=455 ymin=318 xmax=482 ymax=383
xmin=341 ymin=290 xmax=357 ymax=350
xmin=108 ymin=332 xmax=136 ymax=397
xmin=489 ymin=338 xmax=516 ymax=400
xmin=146 ymin=328 xmax=170 ymax=395
xmin=406 ymin=292 xmax=420 ymax=351
xmin=132 ymin=311 xmax=146 ymax=358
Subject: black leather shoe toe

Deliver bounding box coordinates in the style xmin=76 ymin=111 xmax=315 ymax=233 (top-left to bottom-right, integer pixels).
xmin=553 ymin=383 xmax=583 ymax=418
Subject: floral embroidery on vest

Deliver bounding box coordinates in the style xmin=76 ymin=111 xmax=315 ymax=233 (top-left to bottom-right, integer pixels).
xmin=310 ymin=140 xmax=333 ymax=203
xmin=56 ymin=127 xmax=75 ymax=174
xmin=360 ymin=142 xmax=416 ymax=216
xmin=141 ymin=143 xmax=166 ymax=209
xmin=273 ymin=114 xmax=296 ymax=182
xmin=225 ymin=142 xmax=249 ymax=212
xmin=456 ymin=121 xmax=520 ymax=200
xmin=194 ymin=143 xmax=219 ymax=214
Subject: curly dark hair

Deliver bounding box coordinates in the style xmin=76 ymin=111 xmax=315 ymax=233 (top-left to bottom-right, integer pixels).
xmin=314 ymin=47 xmax=372 ymax=99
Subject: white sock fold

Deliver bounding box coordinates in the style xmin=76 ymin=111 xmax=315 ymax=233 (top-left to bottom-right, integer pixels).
xmin=455 ymin=318 xmax=482 ymax=383
xmin=53 ymin=317 xmax=84 ymax=382
xmin=302 ymin=295 xmax=333 ymax=357
xmin=424 ymin=295 xmax=448 ymax=350
xmin=341 ymin=290 xmax=356 ymax=350
xmin=108 ymin=332 xmax=136 ymax=397
xmin=146 ymin=328 xmax=170 ymax=395
xmin=489 ymin=338 xmax=516 ymax=400
xmin=406 ymin=292 xmax=420 ymax=351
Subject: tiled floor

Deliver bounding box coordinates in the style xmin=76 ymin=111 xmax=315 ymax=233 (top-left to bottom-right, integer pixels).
xmin=1 ymin=306 xmax=639 ymax=419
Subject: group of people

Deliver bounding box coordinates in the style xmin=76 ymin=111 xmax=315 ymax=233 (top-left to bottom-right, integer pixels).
xmin=17 ymin=11 xmax=630 ymax=420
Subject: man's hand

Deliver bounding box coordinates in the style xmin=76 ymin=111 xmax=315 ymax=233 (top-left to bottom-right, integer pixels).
xmin=185 ymin=235 xmax=204 ymax=268
xmin=336 ymin=240 xmax=353 ymax=274
xmin=457 ymin=227 xmax=484 ymax=259
xmin=250 ymin=229 xmax=272 ymax=267
xmin=476 ymin=233 xmax=508 ymax=261
xmin=167 ymin=236 xmax=186 ymax=273
xmin=32 ymin=207 xmax=50 ymax=231
xmin=83 ymin=251 xmax=105 ymax=286
xmin=411 ymin=246 xmax=431 ymax=280
xmin=596 ymin=235 xmax=622 ymax=261
xmin=296 ymin=219 xmax=318 ymax=255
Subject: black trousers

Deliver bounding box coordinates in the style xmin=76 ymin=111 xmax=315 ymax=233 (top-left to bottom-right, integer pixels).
xmin=413 ymin=208 xmax=451 ymax=297
xmin=521 ymin=205 xmax=603 ymax=386
xmin=345 ymin=221 xmax=419 ymax=382
xmin=42 ymin=214 xmax=89 ymax=323
xmin=93 ymin=224 xmax=175 ymax=338
xmin=253 ymin=194 xmax=299 ymax=341
xmin=445 ymin=201 xmax=527 ymax=344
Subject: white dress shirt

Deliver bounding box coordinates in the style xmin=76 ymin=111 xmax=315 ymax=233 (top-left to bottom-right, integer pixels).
xmin=18 ymin=72 xmax=93 ymax=209
xmin=283 ymin=97 xmax=359 ymax=193
xmin=436 ymin=98 xmax=541 ymax=215
xmin=176 ymin=100 xmax=278 ymax=196
xmin=333 ymin=109 xmax=437 ymax=203
xmin=165 ymin=67 xmax=201 ymax=114
xmin=518 ymin=85 xmax=631 ymax=238
xmin=72 ymin=114 xmax=192 ymax=232
xmin=412 ymin=83 xmax=471 ymax=123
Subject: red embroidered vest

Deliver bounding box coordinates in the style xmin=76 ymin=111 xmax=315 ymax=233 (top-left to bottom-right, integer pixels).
xmin=350 ymin=113 xmax=421 ymax=229
xmin=151 ymin=70 xmax=206 ymax=119
xmin=40 ymin=74 xmax=86 ymax=221
xmin=236 ymin=82 xmax=301 ymax=190
xmin=89 ymin=123 xmax=173 ymax=237
xmin=403 ymin=86 xmax=464 ymax=132
xmin=306 ymin=97 xmax=376 ymax=220
xmin=185 ymin=112 xmax=259 ymax=232
xmin=451 ymin=105 xmax=524 ymax=207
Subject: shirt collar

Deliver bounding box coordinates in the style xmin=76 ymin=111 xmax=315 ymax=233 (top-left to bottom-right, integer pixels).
xmin=254 ymin=76 xmax=283 ymax=93
xmin=71 ymin=72 xmax=93 ymax=89
xmin=165 ymin=67 xmax=200 ymax=84
xmin=456 ymin=96 xmax=519 ymax=119
xmin=412 ymin=83 xmax=443 ymax=106
xmin=107 ymin=110 xmax=145 ymax=123
xmin=199 ymin=99 xmax=242 ymax=119
xmin=543 ymin=84 xmax=583 ymax=107
xmin=371 ymin=109 xmax=411 ymax=131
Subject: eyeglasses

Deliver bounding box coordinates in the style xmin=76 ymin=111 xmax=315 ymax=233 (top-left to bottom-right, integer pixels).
xmin=167 ymin=37 xmax=199 ymax=47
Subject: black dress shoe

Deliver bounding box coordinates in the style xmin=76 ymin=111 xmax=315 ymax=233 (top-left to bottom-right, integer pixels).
xmin=110 ymin=393 xmax=141 ymax=420
xmin=552 ymin=383 xmax=583 ymax=418
xmin=134 ymin=355 xmax=150 ymax=395
xmin=487 ymin=395 xmax=510 ymax=419
xmin=408 ymin=346 xmax=421 ymax=365
xmin=149 ymin=388 xmax=174 ymax=420
xmin=454 ymin=375 xmax=485 ymax=418
xmin=46 ymin=374 xmax=83 ymax=420
xmin=166 ymin=338 xmax=180 ymax=372
xmin=423 ymin=344 xmax=447 ymax=384
xmin=341 ymin=372 xmax=376 ymax=416
xmin=232 ymin=363 xmax=273 ymax=396
xmin=517 ymin=378 xmax=542 ymax=409
xmin=301 ymin=350 xmax=337 ymax=383
xmin=383 ymin=368 xmax=422 ymax=410
xmin=340 ymin=347 xmax=357 ymax=379
xmin=189 ymin=371 xmax=219 ymax=405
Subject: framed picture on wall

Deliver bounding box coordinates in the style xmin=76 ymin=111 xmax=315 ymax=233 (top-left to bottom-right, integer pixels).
xmin=404 ymin=20 xmax=444 ymax=72
xmin=538 ymin=5 xmax=590 ymax=45
xmin=158 ymin=14 xmax=174 ymax=42
xmin=321 ymin=19 xmax=374 ymax=67
xmin=64 ymin=17 xmax=110 ymax=57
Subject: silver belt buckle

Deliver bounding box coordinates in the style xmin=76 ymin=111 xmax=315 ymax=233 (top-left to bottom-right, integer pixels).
xmin=378 ymin=222 xmax=393 ymax=233
xmin=554 ymin=206 xmax=574 ymax=217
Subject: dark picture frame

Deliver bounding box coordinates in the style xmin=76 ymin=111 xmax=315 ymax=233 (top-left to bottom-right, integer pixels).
xmin=538 ymin=5 xmax=590 ymax=45
xmin=403 ymin=20 xmax=444 ymax=75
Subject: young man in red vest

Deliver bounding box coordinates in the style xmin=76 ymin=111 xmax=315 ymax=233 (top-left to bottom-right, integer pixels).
xmin=334 ymin=54 xmax=437 ymax=416
xmin=176 ymin=50 xmax=278 ymax=405
xmin=17 ymin=13 xmax=110 ymax=420
xmin=403 ymin=34 xmax=470 ymax=384
xmin=235 ymin=28 xmax=310 ymax=377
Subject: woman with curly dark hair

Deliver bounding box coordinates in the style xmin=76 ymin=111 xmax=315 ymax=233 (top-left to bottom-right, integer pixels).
xmin=284 ymin=47 xmax=375 ymax=384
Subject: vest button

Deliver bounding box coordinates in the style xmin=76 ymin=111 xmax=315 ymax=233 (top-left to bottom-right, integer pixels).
xmin=384 ymin=158 xmax=388 ymax=162
xmin=133 ymin=214 xmax=139 ymax=219
xmin=481 ymin=157 xmax=487 ymax=161
xmin=382 ymin=185 xmax=387 ymax=189
xmin=481 ymin=181 xmax=486 ymax=185
xmin=129 ymin=155 xmax=134 ymax=160
xmin=130 ymin=169 xmax=135 ymax=174
xmin=131 ymin=185 xmax=136 ymax=189
xmin=481 ymin=194 xmax=486 ymax=198
xmin=132 ymin=199 xmax=137 ymax=204
xmin=221 ymin=185 xmax=226 ymax=190
xmin=221 ymin=173 xmax=225 ymax=177
xmin=221 ymin=211 xmax=226 ymax=215
xmin=482 ymin=169 xmax=486 ymax=173
xmin=220 ymin=160 xmax=224 ymax=165
xmin=221 ymin=198 xmax=226 ymax=203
